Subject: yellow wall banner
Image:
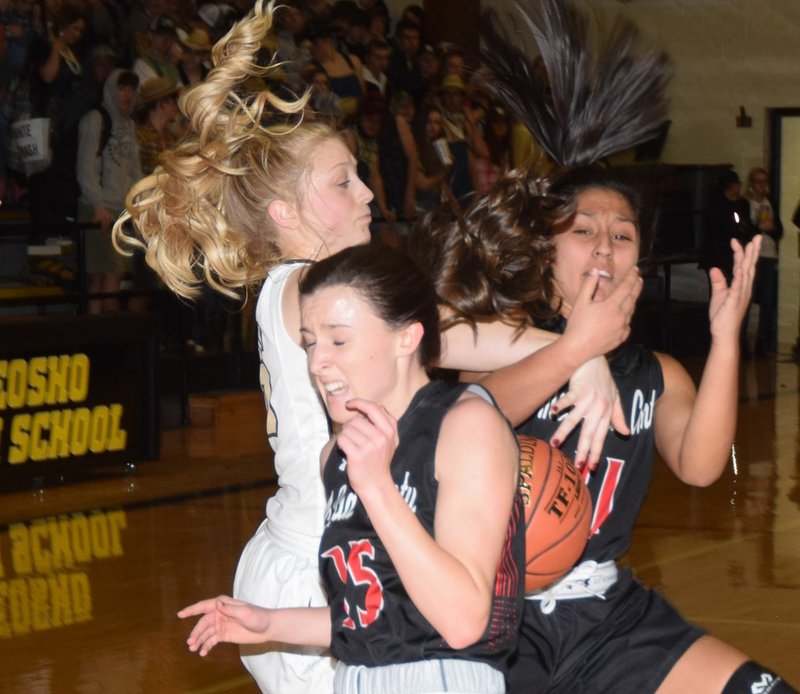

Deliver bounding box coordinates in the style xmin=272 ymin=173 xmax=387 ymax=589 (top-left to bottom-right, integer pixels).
xmin=0 ymin=313 xmax=158 ymax=486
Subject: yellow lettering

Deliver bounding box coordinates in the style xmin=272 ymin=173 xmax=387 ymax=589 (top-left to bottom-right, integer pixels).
xmin=0 ymin=360 xmax=6 ymax=409
xmin=89 ymin=406 xmax=109 ymax=454
xmin=46 ymin=355 xmax=71 ymax=405
xmin=48 ymin=573 xmax=73 ymax=627
xmin=29 ymin=411 xmax=50 ymax=462
xmin=27 ymin=357 xmax=48 ymax=407
xmin=8 ymin=578 xmax=29 ymax=635
xmin=8 ymin=414 xmax=30 ymax=465
xmin=0 ymin=582 xmax=9 ymax=637
xmin=69 ymin=408 xmax=90 ymax=456
xmin=89 ymin=512 xmax=110 ymax=558
xmin=70 ymin=514 xmax=91 ymax=563
xmin=107 ymin=404 xmax=127 ymax=451
xmin=48 ymin=409 xmax=71 ymax=459
xmin=106 ymin=510 xmax=127 ymax=556
xmin=70 ymin=573 xmax=91 ymax=622
xmin=30 ymin=520 xmax=51 ymax=574
xmin=68 ymin=354 xmax=90 ymax=403
xmin=48 ymin=517 xmax=74 ymax=570
xmin=9 ymin=523 xmax=31 ymax=574
xmin=6 ymin=359 xmax=26 ymax=409
xmin=29 ymin=576 xmax=49 ymax=631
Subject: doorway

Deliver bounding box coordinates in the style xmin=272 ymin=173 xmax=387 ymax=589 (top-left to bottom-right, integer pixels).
xmin=767 ymin=109 xmax=800 ymax=353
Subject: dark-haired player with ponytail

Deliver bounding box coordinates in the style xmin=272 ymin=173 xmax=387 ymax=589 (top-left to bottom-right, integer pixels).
xmin=409 ymin=0 xmax=798 ymax=691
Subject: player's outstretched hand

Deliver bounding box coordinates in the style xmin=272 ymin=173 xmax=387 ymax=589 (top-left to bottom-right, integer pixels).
xmin=550 ymin=357 xmax=626 ymax=472
xmin=337 ymin=398 xmax=399 ymax=497
xmin=708 ymin=236 xmax=761 ymax=344
xmin=178 ymin=596 xmax=271 ymax=657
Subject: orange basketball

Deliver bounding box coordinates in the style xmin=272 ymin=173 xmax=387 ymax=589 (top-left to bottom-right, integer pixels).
xmin=517 ymin=435 xmax=592 ymax=593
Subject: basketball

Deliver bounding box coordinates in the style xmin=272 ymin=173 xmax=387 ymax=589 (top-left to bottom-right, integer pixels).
xmin=517 ymin=435 xmax=592 ymax=593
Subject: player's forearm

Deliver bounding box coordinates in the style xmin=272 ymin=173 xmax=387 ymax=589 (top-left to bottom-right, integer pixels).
xmin=676 ymin=340 xmax=740 ymax=486
xmin=266 ymin=606 xmax=332 ymax=648
xmin=440 ymin=320 xmax=557 ymax=372
xmin=478 ymin=336 xmax=595 ymax=426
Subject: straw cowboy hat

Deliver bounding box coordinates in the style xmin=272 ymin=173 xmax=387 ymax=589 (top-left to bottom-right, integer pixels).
xmin=139 ymin=76 xmax=181 ymax=105
xmin=181 ymin=28 xmax=212 ymax=52
xmin=439 ymin=73 xmax=466 ymax=93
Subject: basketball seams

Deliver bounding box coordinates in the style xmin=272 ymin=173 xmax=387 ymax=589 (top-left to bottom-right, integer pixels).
xmin=525 ymin=498 xmax=591 ymax=577
xmin=521 ymin=438 xmax=553 ymax=532
xmin=518 ymin=435 xmax=593 ymax=591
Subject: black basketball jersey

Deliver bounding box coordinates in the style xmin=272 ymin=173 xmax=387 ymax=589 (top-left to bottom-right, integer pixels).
xmin=319 ymin=380 xmax=525 ymax=671
xmin=516 ymin=334 xmax=664 ymax=564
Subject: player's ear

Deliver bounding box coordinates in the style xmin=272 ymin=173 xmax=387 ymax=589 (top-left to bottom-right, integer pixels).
xmin=396 ymin=321 xmax=423 ymax=358
xmin=267 ymin=199 xmax=299 ymax=230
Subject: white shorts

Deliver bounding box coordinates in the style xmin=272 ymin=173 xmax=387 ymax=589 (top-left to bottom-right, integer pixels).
xmin=334 ymin=659 xmax=505 ymax=694
xmin=233 ymin=519 xmax=335 ymax=693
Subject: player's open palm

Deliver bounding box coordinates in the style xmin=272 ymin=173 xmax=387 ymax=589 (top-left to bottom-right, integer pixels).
xmin=178 ymin=596 xmax=271 ymax=656
xmin=708 ymin=236 xmax=760 ymax=343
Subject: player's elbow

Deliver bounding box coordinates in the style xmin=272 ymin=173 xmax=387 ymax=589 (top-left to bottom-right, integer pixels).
xmin=439 ymin=604 xmax=489 ymax=650
xmin=674 ymin=462 xmax=725 ymax=488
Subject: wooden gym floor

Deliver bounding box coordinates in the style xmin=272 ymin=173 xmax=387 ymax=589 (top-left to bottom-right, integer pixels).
xmin=1 ymin=354 xmax=798 ymax=693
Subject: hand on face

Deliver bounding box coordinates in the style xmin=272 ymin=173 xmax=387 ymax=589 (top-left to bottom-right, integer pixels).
xmin=561 ymin=264 xmax=642 ymax=363
xmin=336 ymin=398 xmax=399 ymax=498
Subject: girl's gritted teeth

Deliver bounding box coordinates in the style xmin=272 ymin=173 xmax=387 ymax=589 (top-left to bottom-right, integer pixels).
xmin=323 ymin=381 xmax=346 ymax=395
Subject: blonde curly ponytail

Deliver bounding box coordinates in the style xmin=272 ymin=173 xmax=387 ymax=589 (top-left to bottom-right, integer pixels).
xmin=113 ymin=0 xmax=338 ymax=300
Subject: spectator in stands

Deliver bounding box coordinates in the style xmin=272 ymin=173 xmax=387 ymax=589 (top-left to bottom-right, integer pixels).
xmin=416 ymin=42 xmax=440 ymax=98
xmin=23 ymin=3 xmax=87 ymax=225
xmin=272 ymin=0 xmax=310 ymax=95
xmin=438 ymin=72 xmax=481 ymax=201
xmin=701 ymin=168 xmax=757 ymax=284
xmin=413 ymin=102 xmax=451 ymax=213
xmin=330 ymin=0 xmax=370 ymax=61
xmin=87 ymin=0 xmax=129 ymax=65
xmin=442 ymin=46 xmax=468 ymax=83
xmin=305 ymin=0 xmax=333 ymax=24
xmin=2 ymin=0 xmax=38 ymax=82
xmin=177 ymin=27 xmax=210 ymax=86
xmin=387 ymin=18 xmax=425 ymax=105
xmin=365 ymin=2 xmax=390 ymax=40
xmin=0 ymin=0 xmax=40 ymax=205
xmin=306 ymin=18 xmax=364 ymax=119
xmin=129 ymin=0 xmax=165 ymax=62
xmin=135 ymin=76 xmax=179 ymax=175
xmin=378 ymin=89 xmax=417 ymax=231
xmin=133 ymin=14 xmax=180 ymax=86
xmin=400 ymin=4 xmax=427 ymax=43
xmin=77 ymin=68 xmax=141 ymax=313
xmin=55 ymin=43 xmax=118 ymax=221
xmin=342 ymin=92 xmax=395 ymax=226
xmin=746 ymin=167 xmax=783 ymax=356
xmin=474 ymin=104 xmax=511 ymax=194
xmin=362 ymin=36 xmax=389 ymax=96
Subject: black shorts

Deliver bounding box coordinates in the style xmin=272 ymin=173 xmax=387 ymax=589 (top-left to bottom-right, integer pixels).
xmin=508 ymin=567 xmax=705 ymax=694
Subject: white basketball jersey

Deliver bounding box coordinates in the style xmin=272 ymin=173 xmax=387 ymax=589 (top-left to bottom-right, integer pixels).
xmin=257 ymin=262 xmax=331 ymax=552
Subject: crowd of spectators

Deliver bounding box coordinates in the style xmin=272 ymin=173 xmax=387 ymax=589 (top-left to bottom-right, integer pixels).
xmin=0 ymin=0 xmax=537 ymax=248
